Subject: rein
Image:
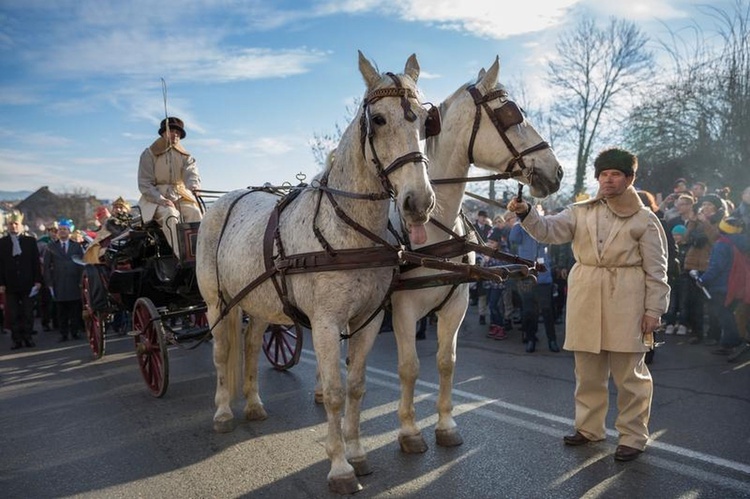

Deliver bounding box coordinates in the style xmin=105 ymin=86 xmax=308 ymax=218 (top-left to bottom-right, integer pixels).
xmin=210 ymin=75 xmax=434 ymax=340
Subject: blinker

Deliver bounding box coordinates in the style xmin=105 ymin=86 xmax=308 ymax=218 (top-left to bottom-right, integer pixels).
xmin=424 ymin=105 xmax=441 ymax=138
xmin=494 ymin=101 xmax=524 ymax=131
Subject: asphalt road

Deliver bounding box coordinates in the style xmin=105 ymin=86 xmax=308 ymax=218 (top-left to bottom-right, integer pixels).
xmin=1 ymin=306 xmax=749 ymax=498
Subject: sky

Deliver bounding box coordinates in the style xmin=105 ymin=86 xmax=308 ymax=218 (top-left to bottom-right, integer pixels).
xmin=0 ymin=0 xmax=737 ymax=204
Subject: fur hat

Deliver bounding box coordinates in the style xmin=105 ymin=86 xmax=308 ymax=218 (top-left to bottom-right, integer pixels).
xmin=158 ymin=117 xmax=186 ymax=139
xmin=593 ymin=148 xmax=638 ymax=179
xmin=6 ymin=210 xmax=24 ymax=224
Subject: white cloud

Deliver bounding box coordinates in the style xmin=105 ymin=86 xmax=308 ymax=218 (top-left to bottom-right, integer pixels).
xmin=319 ymin=0 xmax=582 ymax=38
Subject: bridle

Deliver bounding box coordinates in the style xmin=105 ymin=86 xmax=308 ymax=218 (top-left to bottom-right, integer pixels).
xmin=432 ymin=84 xmax=551 ymax=187
xmin=352 ymin=72 xmax=432 ymax=198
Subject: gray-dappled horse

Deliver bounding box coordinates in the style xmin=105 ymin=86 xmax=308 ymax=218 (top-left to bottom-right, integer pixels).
xmin=195 ymin=52 xmax=435 ymax=494
xmin=389 ymin=57 xmax=563 ymax=453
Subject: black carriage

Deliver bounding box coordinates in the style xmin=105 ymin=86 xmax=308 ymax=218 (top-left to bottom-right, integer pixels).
xmin=80 ymin=202 xmax=302 ymax=398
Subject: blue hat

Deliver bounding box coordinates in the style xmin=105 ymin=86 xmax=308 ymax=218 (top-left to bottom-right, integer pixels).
xmin=58 ymin=218 xmax=75 ymax=231
xmin=671 ymin=224 xmax=686 ymax=236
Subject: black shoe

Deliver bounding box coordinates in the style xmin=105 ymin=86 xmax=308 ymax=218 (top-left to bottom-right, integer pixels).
xmin=563 ymin=431 xmax=591 ymax=446
xmin=24 ymin=338 xmax=35 ymax=348
xmin=59 ymin=336 xmax=69 ymax=342
xmin=548 ymin=340 xmax=560 ymax=352
xmin=479 ymin=315 xmax=486 ymax=325
xmin=525 ymin=341 xmax=536 ymax=353
xmin=614 ymin=445 xmax=643 ymax=462
xmin=11 ymin=342 xmax=23 ymax=350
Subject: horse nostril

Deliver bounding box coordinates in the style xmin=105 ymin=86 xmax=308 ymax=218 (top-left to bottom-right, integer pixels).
xmin=557 ymin=165 xmax=564 ymax=181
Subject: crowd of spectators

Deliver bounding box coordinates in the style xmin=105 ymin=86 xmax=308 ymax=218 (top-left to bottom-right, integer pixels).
xmin=468 ymin=179 xmax=750 ymax=361
xmin=1 ymin=198 xmax=133 ymax=349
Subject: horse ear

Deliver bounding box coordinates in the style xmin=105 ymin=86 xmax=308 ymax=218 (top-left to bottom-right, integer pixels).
xmin=358 ymin=50 xmax=381 ymax=89
xmin=404 ymin=53 xmax=420 ymax=83
xmin=478 ymin=56 xmax=500 ymax=92
xmin=476 ymin=68 xmax=486 ymax=81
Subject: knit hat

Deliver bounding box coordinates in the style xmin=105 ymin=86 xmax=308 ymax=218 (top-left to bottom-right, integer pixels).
xmin=58 ymin=218 xmax=75 ymax=231
xmin=719 ymin=216 xmax=744 ymax=235
xmin=594 ymin=148 xmax=638 ymax=178
xmin=158 ymin=117 xmax=186 ymax=139
xmin=699 ymin=194 xmax=724 ymax=212
xmin=671 ymin=224 xmax=687 ymax=236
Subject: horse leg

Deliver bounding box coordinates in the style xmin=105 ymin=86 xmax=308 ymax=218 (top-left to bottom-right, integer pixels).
xmin=342 ymin=317 xmax=381 ymax=476
xmin=391 ymin=300 xmax=428 ymax=453
xmin=433 ymin=288 xmax=469 ymax=447
xmin=211 ymin=306 xmax=241 ymax=433
xmin=314 ymin=367 xmax=324 ymax=405
xmin=313 ymin=322 xmax=362 ymax=494
xmin=242 ymin=318 xmax=269 ymax=421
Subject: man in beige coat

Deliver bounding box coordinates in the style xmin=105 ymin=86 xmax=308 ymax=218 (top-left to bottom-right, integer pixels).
xmin=137 ymin=116 xmax=202 ymax=260
xmin=508 ymin=148 xmax=669 ymax=462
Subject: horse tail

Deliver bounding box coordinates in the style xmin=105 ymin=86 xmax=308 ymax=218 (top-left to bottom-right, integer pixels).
xmin=223 ymin=306 xmax=244 ymax=401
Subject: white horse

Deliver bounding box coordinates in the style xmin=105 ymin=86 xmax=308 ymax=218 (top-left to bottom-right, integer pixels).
xmin=389 ymin=58 xmax=563 ymax=453
xmin=195 ymin=51 xmax=436 ymax=494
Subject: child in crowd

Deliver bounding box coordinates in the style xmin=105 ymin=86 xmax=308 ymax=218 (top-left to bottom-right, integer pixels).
xmin=664 ymin=224 xmax=689 ymax=336
xmin=483 ymin=230 xmax=507 ymax=340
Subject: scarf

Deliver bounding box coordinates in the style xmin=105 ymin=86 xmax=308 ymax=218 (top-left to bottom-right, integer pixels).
xmin=10 ymin=234 xmax=21 ymax=256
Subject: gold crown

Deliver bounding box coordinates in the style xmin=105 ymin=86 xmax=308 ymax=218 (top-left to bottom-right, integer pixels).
xmin=6 ymin=210 xmax=24 ymax=223
xmin=112 ymin=196 xmax=131 ymax=209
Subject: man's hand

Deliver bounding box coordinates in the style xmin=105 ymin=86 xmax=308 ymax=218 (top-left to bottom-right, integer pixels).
xmin=641 ymin=315 xmax=660 ymax=335
xmin=506 ymin=198 xmax=530 ymax=215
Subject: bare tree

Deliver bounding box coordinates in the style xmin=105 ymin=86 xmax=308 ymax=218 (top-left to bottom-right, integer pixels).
xmin=624 ymin=0 xmax=750 ymax=195
xmin=309 ymin=98 xmax=361 ymax=167
xmin=547 ymin=17 xmax=654 ymax=195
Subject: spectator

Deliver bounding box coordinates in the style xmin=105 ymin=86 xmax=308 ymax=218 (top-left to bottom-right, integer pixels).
xmin=36 ymin=222 xmax=58 ymax=332
xmin=501 ymin=210 xmax=520 ymax=330
xmin=484 ymin=229 xmax=507 ymax=340
xmin=509 ymin=209 xmax=559 ymax=353
xmin=471 ymin=210 xmax=492 ymax=324
xmin=0 ymin=211 xmax=43 ymax=349
xmin=44 ymin=219 xmax=85 ymax=342
xmin=695 ymin=217 xmax=747 ymax=355
xmin=507 ymin=147 xmax=670 ymax=462
xmin=660 ymin=177 xmax=690 ymax=221
xmin=691 ymin=181 xmax=707 ymax=199
xmin=138 ymin=116 xmax=202 ymax=260
xmin=684 ymin=194 xmax=724 ymax=345
xmin=473 ymin=210 xmax=492 ymax=242
xmin=663 ymin=225 xmax=689 ymax=335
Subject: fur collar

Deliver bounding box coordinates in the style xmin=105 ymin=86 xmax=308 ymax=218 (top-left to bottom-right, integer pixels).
xmin=149 ymin=137 xmax=190 ymax=157
xmin=576 ymin=185 xmax=644 ymax=218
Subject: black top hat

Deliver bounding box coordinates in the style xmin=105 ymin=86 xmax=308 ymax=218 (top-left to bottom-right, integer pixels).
xmin=158 ymin=117 xmax=186 ymax=139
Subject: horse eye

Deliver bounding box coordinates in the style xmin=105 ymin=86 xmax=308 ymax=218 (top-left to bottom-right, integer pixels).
xmin=371 ymin=115 xmax=386 ymax=126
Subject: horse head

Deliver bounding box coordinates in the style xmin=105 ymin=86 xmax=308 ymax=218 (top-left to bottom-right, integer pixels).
xmin=355 ymin=51 xmax=436 ymax=244
xmin=431 ymin=56 xmax=563 ymax=198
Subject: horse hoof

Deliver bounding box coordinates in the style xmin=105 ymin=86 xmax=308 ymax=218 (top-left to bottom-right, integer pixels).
xmin=244 ymin=406 xmax=268 ymax=421
xmin=398 ymin=434 xmax=428 ymax=454
xmin=328 ymin=473 xmax=362 ymax=495
xmin=435 ymin=428 xmax=464 ymax=447
xmin=213 ymin=419 xmax=235 ymax=434
xmin=314 ymin=391 xmax=324 ymax=405
xmin=349 ymin=457 xmax=373 ymax=476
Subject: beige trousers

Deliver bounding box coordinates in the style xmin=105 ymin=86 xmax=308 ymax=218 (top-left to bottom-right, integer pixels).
xmin=573 ymin=350 xmax=653 ymax=450
xmin=153 ymin=200 xmax=202 ymax=260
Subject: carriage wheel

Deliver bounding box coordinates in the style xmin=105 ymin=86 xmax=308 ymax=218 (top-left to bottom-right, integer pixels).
xmin=262 ymin=324 xmax=303 ymax=371
xmin=81 ymin=271 xmax=106 ymax=359
xmin=132 ymin=297 xmax=169 ymax=397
